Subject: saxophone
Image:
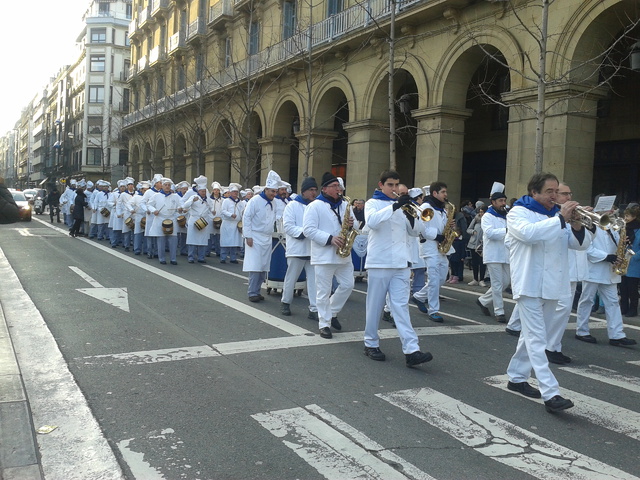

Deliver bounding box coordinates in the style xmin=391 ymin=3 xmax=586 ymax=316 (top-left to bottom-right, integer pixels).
xmin=612 ymin=220 xmax=635 ymax=275
xmin=336 ymin=195 xmax=358 ymax=258
xmin=437 ymin=201 xmax=458 ymax=254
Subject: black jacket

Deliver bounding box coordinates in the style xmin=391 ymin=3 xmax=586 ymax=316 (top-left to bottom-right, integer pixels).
xmin=0 ymin=183 xmax=20 ymax=224
xmin=72 ymin=190 xmax=88 ymax=221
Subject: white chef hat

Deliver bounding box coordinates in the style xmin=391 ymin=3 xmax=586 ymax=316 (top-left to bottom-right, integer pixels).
xmin=422 ymin=185 xmax=431 ymax=196
xmin=125 ymin=177 xmax=135 ymax=185
xmin=117 ymin=179 xmax=126 ymax=187
xmin=161 ymin=177 xmax=173 ymax=185
xmin=337 ymin=177 xmax=345 ymax=191
xmin=152 ymin=173 xmax=163 ymax=184
xmin=77 ymin=179 xmax=86 ymax=188
xmin=86 ymin=181 xmax=94 ymax=189
xmin=265 ymin=170 xmax=281 ymax=189
xmin=490 ymin=181 xmax=506 ymax=200
xmin=193 ymin=176 xmax=208 ymax=190
xmin=280 ymin=181 xmax=292 ymax=193
xmin=69 ymin=178 xmax=77 ymax=186
xmin=103 ymin=181 xmax=111 ymax=187
xmin=140 ymin=181 xmax=151 ymax=189
xmin=176 ymin=180 xmax=190 ymax=189
xmin=252 ymin=185 xmax=262 ymax=194
xmin=229 ymin=183 xmax=241 ymax=192
xmin=211 ymin=181 xmax=221 ymax=190
xmin=409 ymin=187 xmax=423 ymax=199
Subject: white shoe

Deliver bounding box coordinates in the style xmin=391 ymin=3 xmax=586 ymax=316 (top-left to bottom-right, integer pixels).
xmin=479 ymin=281 xmax=487 ymax=287
xmin=468 ymin=280 xmax=479 ymax=286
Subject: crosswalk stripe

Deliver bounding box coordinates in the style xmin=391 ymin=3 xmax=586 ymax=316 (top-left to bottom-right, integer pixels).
xmin=252 ymin=405 xmax=432 ymax=480
xmin=377 ymin=388 xmax=638 ymax=480
xmin=484 ymin=375 xmax=640 ymax=441
xmin=560 ymin=365 xmax=640 ymax=393
xmin=628 ymin=360 xmax=640 ymax=367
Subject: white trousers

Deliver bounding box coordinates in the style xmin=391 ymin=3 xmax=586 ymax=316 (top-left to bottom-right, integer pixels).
xmin=549 ymin=281 xmax=577 ymax=352
xmin=507 ymin=304 xmax=521 ymax=331
xmin=282 ymin=257 xmax=317 ymax=312
xmin=364 ymin=268 xmax=420 ymax=354
xmin=576 ymin=281 xmax=625 ymax=340
xmin=414 ymin=254 xmax=448 ymax=314
xmin=314 ymin=263 xmax=354 ymax=329
xmin=506 ymin=295 xmax=560 ymax=401
xmin=478 ymin=263 xmax=510 ymax=315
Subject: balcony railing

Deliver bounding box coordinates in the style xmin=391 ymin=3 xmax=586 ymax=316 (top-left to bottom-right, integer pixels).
xmin=149 ymin=45 xmax=167 ymax=64
xmin=187 ymin=17 xmax=206 ymax=41
xmin=128 ymin=64 xmax=137 ymax=78
xmin=126 ymin=0 xmax=424 ymax=128
xmin=209 ymin=0 xmax=233 ymax=26
xmin=151 ymin=0 xmax=169 ymax=16
xmin=138 ymin=55 xmax=148 ymax=72
xmin=169 ymin=31 xmax=186 ymax=52
xmin=129 ymin=18 xmax=138 ymax=34
xmin=138 ymin=6 xmax=151 ymax=26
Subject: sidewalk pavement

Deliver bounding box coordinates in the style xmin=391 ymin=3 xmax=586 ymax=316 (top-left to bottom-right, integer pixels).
xmin=0 ymin=303 xmax=43 ymax=480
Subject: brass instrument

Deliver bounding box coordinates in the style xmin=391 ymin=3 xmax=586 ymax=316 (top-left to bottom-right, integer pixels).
xmin=392 ymin=192 xmax=433 ymax=222
xmin=336 ymin=195 xmax=358 ymax=258
xmin=554 ymin=202 xmax=613 ymax=230
xmin=612 ymin=218 xmax=635 ymax=275
xmin=438 ymin=201 xmax=458 ymax=254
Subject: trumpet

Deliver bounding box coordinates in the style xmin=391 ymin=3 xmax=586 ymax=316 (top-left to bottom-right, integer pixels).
xmin=393 ymin=192 xmax=433 ymax=222
xmin=554 ymin=202 xmax=613 ymax=230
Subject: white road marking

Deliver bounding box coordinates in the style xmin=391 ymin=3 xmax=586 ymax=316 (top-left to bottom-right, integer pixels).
xmin=16 ymin=228 xmax=34 ymax=236
xmin=252 ymin=405 xmax=433 ymax=480
xmin=0 ymin=248 xmax=125 ymax=479
xmin=377 ymin=388 xmax=638 ymax=480
xmin=69 ymin=266 xmax=130 ymax=312
xmin=77 ymin=324 xmax=509 ymax=366
xmin=629 ymin=360 xmax=640 ymax=367
xmin=485 ymin=375 xmax=640 ymax=441
xmin=560 ymin=365 xmax=640 ymax=393
xmin=117 ymin=439 xmax=164 ymax=479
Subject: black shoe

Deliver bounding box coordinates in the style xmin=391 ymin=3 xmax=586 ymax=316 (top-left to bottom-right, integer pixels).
xmin=575 ymin=334 xmax=597 ymax=344
xmin=220 ymin=260 xmax=226 ymax=264
xmin=230 ymin=260 xmax=239 ymax=264
xmin=495 ymin=314 xmax=506 ymax=323
xmin=428 ymin=313 xmax=444 ymax=323
xmin=382 ymin=310 xmax=396 ymax=328
xmin=188 ymin=259 xmax=195 ymax=263
xmin=609 ymin=337 xmax=637 ymax=347
xmin=170 ymin=261 xmax=177 ymax=265
xmin=331 ymin=317 xmax=342 ymax=331
xmin=544 ymin=395 xmax=574 ymax=413
xmin=545 ymin=349 xmax=570 ymax=365
xmin=476 ymin=299 xmax=491 ymax=316
xmin=258 ymin=294 xmax=265 ymax=301
xmin=281 ymin=303 xmax=291 ymax=316
xmin=625 ymin=310 xmax=637 ymax=318
xmin=134 ymin=252 xmax=141 ymax=256
xmin=364 ymin=346 xmax=385 ymax=361
xmin=249 ymin=296 xmax=261 ymax=303
xmin=308 ymin=311 xmax=318 ymax=321
xmin=411 ymin=295 xmax=428 ymax=313
xmin=507 ymin=381 xmax=541 ymax=398
xmin=405 ymin=351 xmax=433 ymax=368
xmin=320 ymin=327 xmax=332 ymax=339
xmin=159 ymin=261 xmax=167 ymax=265
xmin=505 ymin=328 xmax=521 ymax=337
xmin=198 ymin=260 xmax=207 ymax=263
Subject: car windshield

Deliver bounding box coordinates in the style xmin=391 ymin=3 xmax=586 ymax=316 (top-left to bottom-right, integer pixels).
xmin=12 ymin=192 xmax=26 ymax=202
xmin=23 ymin=190 xmax=37 ymax=197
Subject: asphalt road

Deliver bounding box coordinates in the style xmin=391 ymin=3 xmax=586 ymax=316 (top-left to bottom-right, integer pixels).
xmin=1 ymin=217 xmax=640 ymax=480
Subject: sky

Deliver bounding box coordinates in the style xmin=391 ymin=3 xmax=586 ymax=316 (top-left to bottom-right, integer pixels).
xmin=1 ymin=0 xmax=91 ymax=134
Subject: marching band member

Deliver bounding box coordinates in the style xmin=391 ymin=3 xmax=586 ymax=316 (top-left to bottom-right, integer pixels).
xmin=505 ymin=172 xmax=590 ymax=413
xmin=83 ymin=180 xmax=94 ymax=237
xmin=175 ymin=180 xmax=190 ymax=256
xmin=220 ymin=183 xmax=244 ymax=264
xmin=117 ymin=178 xmax=136 ymax=251
xmin=411 ymin=181 xmax=453 ymax=323
xmin=209 ymin=181 xmax=224 ymax=257
xmin=88 ymin=181 xmax=101 ymax=238
xmin=281 ymin=176 xmax=319 ymax=317
xmin=132 ymin=181 xmax=149 ymax=255
xmin=302 ymin=172 xmax=356 ymax=339
xmin=476 ymin=182 xmax=510 ymax=323
xmin=60 ymin=178 xmax=77 ymax=227
xmin=109 ymin=180 xmax=126 ymax=248
xmin=147 ymin=178 xmax=182 ymax=265
xmin=143 ymin=174 xmax=163 ymax=258
xmin=363 ymin=170 xmax=433 ymax=366
xmin=242 ymin=171 xmax=280 ymax=302
xmin=574 ymin=206 xmax=637 ymax=347
xmin=92 ymin=180 xmax=111 ymax=241
xmin=183 ymin=176 xmax=214 ymax=263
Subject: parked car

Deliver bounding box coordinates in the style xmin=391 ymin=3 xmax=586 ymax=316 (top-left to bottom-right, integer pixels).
xmin=10 ymin=190 xmax=32 ymax=221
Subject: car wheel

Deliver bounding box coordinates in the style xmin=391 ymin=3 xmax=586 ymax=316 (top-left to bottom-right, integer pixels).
xmin=26 ymin=216 xmax=32 ymax=222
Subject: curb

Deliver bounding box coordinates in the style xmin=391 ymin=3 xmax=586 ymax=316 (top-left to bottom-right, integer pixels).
xmin=0 ymin=303 xmax=44 ymax=480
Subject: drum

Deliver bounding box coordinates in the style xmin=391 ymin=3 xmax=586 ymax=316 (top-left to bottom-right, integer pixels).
xmin=237 ymin=220 xmax=243 ymax=233
xmin=213 ymin=217 xmax=222 ymax=229
xmin=140 ymin=216 xmax=146 ymax=229
xmin=176 ymin=215 xmax=187 ymax=228
xmin=162 ymin=219 xmax=174 ymax=235
xmin=124 ymin=217 xmax=135 ymax=229
xmin=100 ymin=207 xmax=110 ymax=217
xmin=194 ymin=217 xmax=209 ymax=231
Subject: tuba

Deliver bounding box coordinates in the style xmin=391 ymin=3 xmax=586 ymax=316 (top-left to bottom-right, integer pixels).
xmin=438 ymin=202 xmax=458 ymax=254
xmin=336 ymin=195 xmax=359 ymax=258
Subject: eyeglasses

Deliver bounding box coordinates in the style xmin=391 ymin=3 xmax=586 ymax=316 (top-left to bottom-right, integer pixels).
xmin=558 ymin=192 xmax=573 ymax=196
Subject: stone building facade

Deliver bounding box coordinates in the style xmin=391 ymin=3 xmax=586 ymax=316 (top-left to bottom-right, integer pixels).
xmin=123 ymin=0 xmax=640 ymax=205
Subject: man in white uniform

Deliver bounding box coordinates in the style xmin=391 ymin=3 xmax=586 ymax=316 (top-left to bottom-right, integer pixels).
xmin=281 ymin=176 xmax=319 ymax=318
xmin=411 ymin=181 xmax=453 ymax=322
xmin=92 ymin=181 xmax=111 ymax=241
xmin=60 ymin=179 xmax=77 ymax=227
xmin=208 ymin=181 xmax=224 ymax=257
xmin=117 ymin=177 xmax=137 ymax=251
xmin=132 ymin=181 xmax=149 ymax=255
xmin=505 ymin=172 xmax=591 ymax=413
xmin=476 ymin=182 xmax=511 ymax=323
xmin=363 ymin=170 xmax=433 ymax=367
xmin=148 ymin=178 xmax=182 ymax=265
xmin=143 ymin=174 xmax=163 ymax=258
xmin=220 ymin=183 xmax=244 ymax=263
xmin=303 ymin=172 xmax=356 ymax=339
xmin=243 ymin=171 xmax=280 ymax=302
xmin=182 ymin=176 xmax=214 ymax=263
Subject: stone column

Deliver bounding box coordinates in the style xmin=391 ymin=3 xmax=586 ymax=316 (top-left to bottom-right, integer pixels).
xmin=413 ymin=106 xmax=472 ymax=205
xmin=503 ymin=84 xmax=606 ymax=205
xmin=207 ymin=147 xmax=231 ymax=185
xmin=296 ymin=129 xmax=337 ymax=186
xmin=259 ymin=136 xmax=296 ymax=181
xmin=342 ymin=119 xmax=390 ymax=201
